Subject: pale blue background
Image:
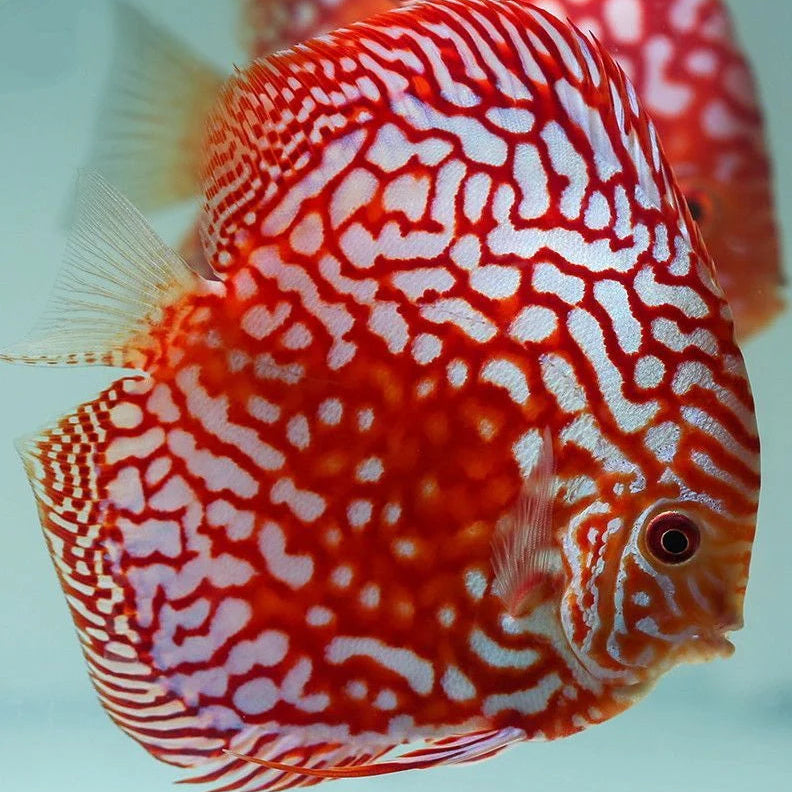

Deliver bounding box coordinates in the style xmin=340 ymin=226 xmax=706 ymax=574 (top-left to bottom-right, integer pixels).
xmin=0 ymin=2 xmax=789 ymax=790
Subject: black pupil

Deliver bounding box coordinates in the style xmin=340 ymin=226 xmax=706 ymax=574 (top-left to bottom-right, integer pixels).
xmin=646 ymin=512 xmax=700 ymax=564
xmin=686 ymin=197 xmax=703 ymax=222
xmin=661 ymin=528 xmax=689 ymax=556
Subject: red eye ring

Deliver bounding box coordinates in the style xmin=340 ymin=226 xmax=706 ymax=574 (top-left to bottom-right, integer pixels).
xmin=645 ymin=512 xmax=700 ymax=565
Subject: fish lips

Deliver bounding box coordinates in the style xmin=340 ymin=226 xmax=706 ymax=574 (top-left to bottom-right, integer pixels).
xmin=681 ymin=633 xmax=737 ymax=663
xmin=675 ymin=612 xmax=744 ymax=665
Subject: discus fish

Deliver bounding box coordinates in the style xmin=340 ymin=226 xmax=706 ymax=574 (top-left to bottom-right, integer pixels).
xmin=92 ymin=0 xmax=783 ymax=339
xmin=10 ymin=0 xmax=759 ymax=789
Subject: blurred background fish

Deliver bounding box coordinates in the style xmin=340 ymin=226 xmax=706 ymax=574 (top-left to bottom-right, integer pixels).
xmin=531 ymin=0 xmax=784 ymax=340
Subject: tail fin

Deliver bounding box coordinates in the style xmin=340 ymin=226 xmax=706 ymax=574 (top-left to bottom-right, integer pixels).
xmin=1 ymin=171 xmax=200 ymax=368
xmin=90 ymin=3 xmax=226 ymax=211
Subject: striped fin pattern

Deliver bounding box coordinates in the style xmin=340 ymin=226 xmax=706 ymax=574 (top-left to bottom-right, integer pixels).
xmin=17 ymin=380 xmax=393 ymax=790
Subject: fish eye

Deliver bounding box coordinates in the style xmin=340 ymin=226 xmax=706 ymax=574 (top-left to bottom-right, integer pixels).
xmin=645 ymin=512 xmax=700 ymax=565
xmin=684 ymin=190 xmax=710 ymax=225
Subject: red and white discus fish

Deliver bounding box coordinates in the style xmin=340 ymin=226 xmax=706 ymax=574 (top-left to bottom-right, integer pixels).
xmin=93 ymin=0 xmax=783 ymax=339
xmin=10 ymin=0 xmax=760 ymax=789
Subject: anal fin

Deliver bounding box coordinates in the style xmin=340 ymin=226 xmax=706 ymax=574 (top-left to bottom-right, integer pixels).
xmin=222 ymin=727 xmax=525 ymax=786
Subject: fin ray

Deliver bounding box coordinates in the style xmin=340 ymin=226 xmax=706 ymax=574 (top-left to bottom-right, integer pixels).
xmin=15 ymin=384 xmax=247 ymax=778
xmin=225 ymin=727 xmax=524 ymax=784
xmin=1 ymin=171 xmax=199 ymax=368
xmin=90 ymin=2 xmax=225 ymax=210
xmin=492 ymin=427 xmax=560 ymax=616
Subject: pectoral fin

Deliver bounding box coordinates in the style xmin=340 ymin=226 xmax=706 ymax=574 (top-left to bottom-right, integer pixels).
xmin=492 ymin=427 xmax=561 ymax=617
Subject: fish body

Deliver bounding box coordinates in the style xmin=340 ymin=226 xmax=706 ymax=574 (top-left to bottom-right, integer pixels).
xmin=95 ymin=0 xmax=782 ymax=339
xmin=238 ymin=0 xmax=784 ymax=338
xmin=11 ymin=0 xmax=759 ymax=789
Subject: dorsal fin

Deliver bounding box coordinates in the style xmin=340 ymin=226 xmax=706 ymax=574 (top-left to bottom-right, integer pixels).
xmin=200 ymin=0 xmax=689 ymax=276
xmin=90 ymin=3 xmax=225 ymax=211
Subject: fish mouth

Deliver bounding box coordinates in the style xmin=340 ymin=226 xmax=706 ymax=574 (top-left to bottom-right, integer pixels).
xmin=682 ymin=607 xmax=743 ymax=663
xmin=687 ymin=633 xmax=736 ymax=661
xmin=679 ymin=617 xmax=740 ymax=663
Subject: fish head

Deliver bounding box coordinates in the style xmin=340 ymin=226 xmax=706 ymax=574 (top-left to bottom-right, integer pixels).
xmin=611 ymin=498 xmax=752 ymax=672
xmin=556 ymin=427 xmax=759 ymax=696
xmin=552 ymin=234 xmax=761 ymax=694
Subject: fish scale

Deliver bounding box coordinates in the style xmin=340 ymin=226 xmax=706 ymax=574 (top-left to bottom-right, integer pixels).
xmin=4 ymin=1 xmax=759 ymax=789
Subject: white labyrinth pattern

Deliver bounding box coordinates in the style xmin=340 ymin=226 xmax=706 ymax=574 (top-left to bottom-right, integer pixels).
xmin=235 ymin=0 xmax=783 ymax=339
xmin=17 ymin=1 xmax=759 ymax=789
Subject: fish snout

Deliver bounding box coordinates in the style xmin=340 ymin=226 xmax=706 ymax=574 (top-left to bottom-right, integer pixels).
xmin=686 ymin=607 xmax=744 ymax=663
